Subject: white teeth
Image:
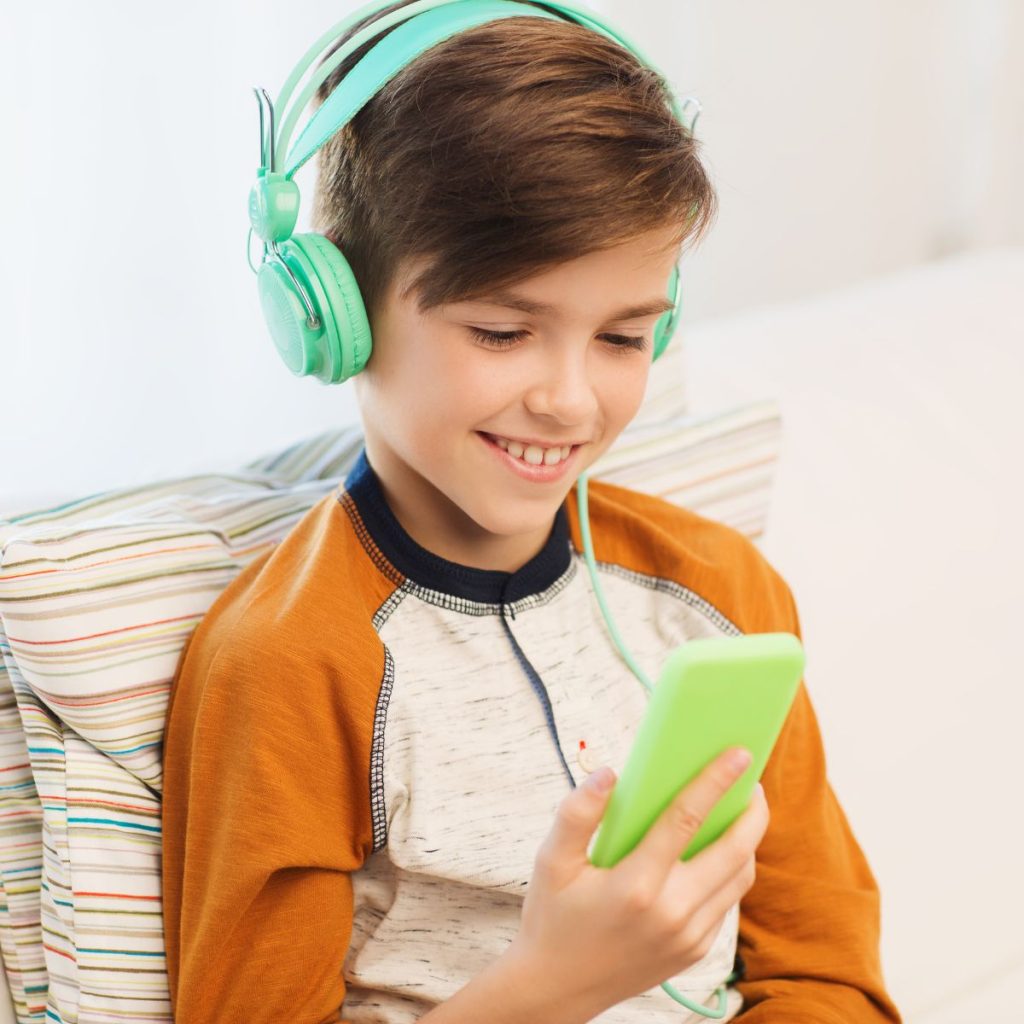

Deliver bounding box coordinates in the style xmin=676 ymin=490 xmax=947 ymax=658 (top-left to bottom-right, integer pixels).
xmin=489 ymin=434 xmax=574 ymax=467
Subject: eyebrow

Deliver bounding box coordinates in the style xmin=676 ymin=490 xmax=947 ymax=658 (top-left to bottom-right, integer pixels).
xmin=472 ymin=290 xmax=675 ymax=321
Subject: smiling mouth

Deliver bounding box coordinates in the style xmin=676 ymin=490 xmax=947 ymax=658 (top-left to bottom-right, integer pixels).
xmin=475 ymin=430 xmax=581 ymax=473
xmin=479 ymin=432 xmax=581 ymax=467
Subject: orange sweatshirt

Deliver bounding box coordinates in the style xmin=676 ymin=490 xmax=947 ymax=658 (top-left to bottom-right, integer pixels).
xmin=161 ymin=448 xmax=902 ymax=1023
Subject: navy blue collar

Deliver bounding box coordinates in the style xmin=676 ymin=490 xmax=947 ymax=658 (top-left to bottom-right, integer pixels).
xmin=342 ymin=448 xmax=572 ymax=604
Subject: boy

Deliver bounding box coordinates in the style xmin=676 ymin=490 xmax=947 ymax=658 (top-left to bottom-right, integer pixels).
xmin=161 ymin=3 xmax=903 ymax=1022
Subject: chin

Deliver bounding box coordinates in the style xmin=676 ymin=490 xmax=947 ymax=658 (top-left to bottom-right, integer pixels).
xmin=464 ymin=496 xmax=566 ymax=539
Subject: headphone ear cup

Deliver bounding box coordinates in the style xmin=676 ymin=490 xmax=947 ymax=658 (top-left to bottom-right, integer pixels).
xmin=651 ymin=263 xmax=682 ymax=362
xmin=255 ymin=234 xmax=372 ymax=384
xmin=256 ymin=245 xmax=338 ymax=381
xmin=291 ymin=233 xmax=373 ymax=382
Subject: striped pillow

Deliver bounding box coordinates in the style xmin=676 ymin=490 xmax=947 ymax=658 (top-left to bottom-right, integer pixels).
xmin=0 ymin=401 xmax=780 ymax=1023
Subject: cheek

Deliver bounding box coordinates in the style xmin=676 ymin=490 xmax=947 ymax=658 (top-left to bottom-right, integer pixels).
xmin=388 ymin=336 xmax=506 ymax=436
xmin=603 ymin=360 xmax=652 ymax=425
xmin=427 ymin=342 xmax=519 ymax=418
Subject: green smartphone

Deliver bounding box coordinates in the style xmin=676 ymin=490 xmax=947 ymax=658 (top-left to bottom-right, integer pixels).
xmin=589 ymin=631 xmax=805 ymax=868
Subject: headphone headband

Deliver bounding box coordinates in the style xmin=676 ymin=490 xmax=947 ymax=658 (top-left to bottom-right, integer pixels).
xmin=269 ymin=0 xmax=685 ymax=180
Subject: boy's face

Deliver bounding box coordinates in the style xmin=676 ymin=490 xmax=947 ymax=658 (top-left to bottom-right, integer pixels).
xmin=355 ymin=225 xmax=682 ymax=572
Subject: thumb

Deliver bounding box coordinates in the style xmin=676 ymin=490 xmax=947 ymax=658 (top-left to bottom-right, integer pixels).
xmin=539 ymin=766 xmax=617 ymax=878
xmin=583 ymin=765 xmax=617 ymax=796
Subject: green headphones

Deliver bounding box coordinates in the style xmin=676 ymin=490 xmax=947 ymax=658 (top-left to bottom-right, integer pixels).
xmin=247 ymin=0 xmax=697 ymax=385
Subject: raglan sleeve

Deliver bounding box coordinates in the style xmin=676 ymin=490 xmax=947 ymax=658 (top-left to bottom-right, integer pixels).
xmin=733 ymin=581 xmax=903 ymax=1023
xmin=161 ymin=629 xmax=376 ymax=1024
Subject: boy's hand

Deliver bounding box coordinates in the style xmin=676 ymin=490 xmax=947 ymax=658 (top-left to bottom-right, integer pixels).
xmin=503 ymin=749 xmax=769 ymax=1022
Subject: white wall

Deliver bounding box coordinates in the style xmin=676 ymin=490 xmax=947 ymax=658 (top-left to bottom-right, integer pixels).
xmin=628 ymin=0 xmax=1024 ymax=313
xmin=1 ymin=0 xmax=1021 ymax=507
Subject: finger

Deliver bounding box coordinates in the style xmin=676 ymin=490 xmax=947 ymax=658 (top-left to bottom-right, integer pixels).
xmin=618 ymin=747 xmax=751 ymax=891
xmin=673 ymin=898 xmax=742 ymax=969
xmin=536 ymin=766 xmax=618 ymax=882
xmin=673 ymin=783 xmax=769 ymax=906
xmin=687 ymin=781 xmax=769 ymax=876
xmin=671 ymin=843 xmax=758 ymax=956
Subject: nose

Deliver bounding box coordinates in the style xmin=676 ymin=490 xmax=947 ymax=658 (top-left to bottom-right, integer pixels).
xmin=522 ymin=343 xmax=599 ymax=424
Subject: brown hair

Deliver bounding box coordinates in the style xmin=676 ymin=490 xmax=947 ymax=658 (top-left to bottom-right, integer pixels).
xmin=310 ymin=1 xmax=717 ymax=323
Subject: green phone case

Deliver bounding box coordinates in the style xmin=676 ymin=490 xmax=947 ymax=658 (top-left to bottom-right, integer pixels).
xmin=589 ymin=632 xmax=805 ymax=868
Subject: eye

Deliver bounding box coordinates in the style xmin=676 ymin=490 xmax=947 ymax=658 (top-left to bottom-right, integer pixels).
xmin=468 ymin=327 xmax=648 ymax=352
xmin=469 ymin=327 xmax=528 ymax=348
